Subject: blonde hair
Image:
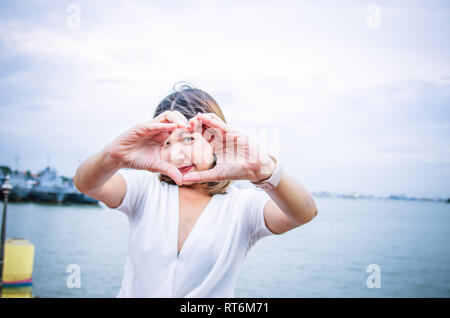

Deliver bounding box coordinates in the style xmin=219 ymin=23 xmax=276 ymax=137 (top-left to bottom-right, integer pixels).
xmin=153 ymin=82 xmax=233 ymax=195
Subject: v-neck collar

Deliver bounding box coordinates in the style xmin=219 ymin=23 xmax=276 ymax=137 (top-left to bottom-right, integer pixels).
xmin=174 ymin=185 xmax=216 ymax=260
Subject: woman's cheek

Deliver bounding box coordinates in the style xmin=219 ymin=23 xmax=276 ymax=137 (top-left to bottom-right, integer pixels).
xmin=202 ymin=144 xmax=214 ymax=167
xmin=160 ymin=149 xmax=168 ymax=162
xmin=188 ymin=144 xmax=200 ymax=166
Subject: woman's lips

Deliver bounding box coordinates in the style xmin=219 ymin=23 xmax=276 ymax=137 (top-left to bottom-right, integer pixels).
xmin=178 ymin=165 xmax=194 ymax=173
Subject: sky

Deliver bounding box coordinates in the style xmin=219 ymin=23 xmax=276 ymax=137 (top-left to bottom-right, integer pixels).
xmin=0 ymin=0 xmax=449 ymax=198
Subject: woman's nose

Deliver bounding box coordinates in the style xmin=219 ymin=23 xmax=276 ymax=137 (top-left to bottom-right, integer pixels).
xmin=169 ymin=144 xmax=186 ymax=163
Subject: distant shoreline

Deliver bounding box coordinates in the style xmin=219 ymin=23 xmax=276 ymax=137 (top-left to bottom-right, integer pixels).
xmin=311 ymin=192 xmax=450 ymax=204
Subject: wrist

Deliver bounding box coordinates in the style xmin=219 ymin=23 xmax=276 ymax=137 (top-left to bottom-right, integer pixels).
xmin=251 ymin=154 xmax=277 ymax=183
xmin=101 ymin=146 xmax=124 ymax=170
xmin=250 ymin=154 xmax=284 ymax=190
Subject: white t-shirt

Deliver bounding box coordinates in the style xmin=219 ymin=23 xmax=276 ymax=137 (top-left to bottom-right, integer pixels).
xmin=114 ymin=168 xmax=278 ymax=298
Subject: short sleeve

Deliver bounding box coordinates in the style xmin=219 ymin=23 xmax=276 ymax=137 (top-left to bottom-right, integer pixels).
xmin=241 ymin=187 xmax=276 ymax=248
xmin=115 ymin=168 xmax=155 ymax=219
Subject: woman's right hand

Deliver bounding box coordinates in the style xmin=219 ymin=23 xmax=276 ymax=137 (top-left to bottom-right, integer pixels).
xmin=104 ymin=111 xmax=189 ymax=186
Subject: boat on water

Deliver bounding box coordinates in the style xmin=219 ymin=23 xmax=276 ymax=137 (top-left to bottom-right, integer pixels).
xmin=28 ymin=185 xmax=77 ymax=204
xmin=0 ymin=167 xmax=99 ymax=205
xmin=63 ymin=191 xmax=99 ymax=204
xmin=27 ymin=166 xmax=73 ymax=203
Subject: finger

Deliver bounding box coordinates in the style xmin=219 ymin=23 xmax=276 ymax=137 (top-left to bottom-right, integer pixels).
xmin=164 ymin=112 xmax=187 ymax=128
xmin=186 ymin=116 xmax=223 ymax=146
xmin=155 ymin=111 xmax=188 ymax=128
xmin=196 ymin=115 xmax=227 ymax=144
xmin=141 ymin=122 xmax=178 ymax=133
xmin=182 ymin=168 xmax=221 ymax=183
xmin=152 ymin=159 xmax=184 ymax=186
xmin=196 ymin=113 xmax=228 ymax=133
xmin=187 ymin=114 xmax=219 ymax=135
xmin=171 ymin=111 xmax=189 ymax=127
xmin=153 ymin=110 xmax=171 ymax=123
xmin=203 ymin=113 xmax=222 ymax=121
xmin=202 ymin=113 xmax=228 ymax=127
xmin=187 ymin=116 xmax=204 ymax=134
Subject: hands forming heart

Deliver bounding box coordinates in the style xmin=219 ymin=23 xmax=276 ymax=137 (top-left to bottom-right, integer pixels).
xmin=105 ymin=110 xmax=276 ymax=186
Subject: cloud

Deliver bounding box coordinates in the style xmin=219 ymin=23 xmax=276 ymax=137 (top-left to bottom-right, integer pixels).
xmin=0 ymin=0 xmax=449 ymax=197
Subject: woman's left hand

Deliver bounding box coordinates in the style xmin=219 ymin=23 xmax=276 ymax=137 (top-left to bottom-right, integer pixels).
xmin=182 ymin=113 xmax=276 ymax=184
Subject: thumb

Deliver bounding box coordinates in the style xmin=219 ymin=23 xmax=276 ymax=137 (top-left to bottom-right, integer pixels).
xmin=151 ymin=159 xmax=183 ymax=186
xmin=183 ymin=167 xmax=221 ymax=183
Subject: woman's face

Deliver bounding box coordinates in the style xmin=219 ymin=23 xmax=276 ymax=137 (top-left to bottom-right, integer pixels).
xmin=160 ymin=128 xmax=214 ymax=181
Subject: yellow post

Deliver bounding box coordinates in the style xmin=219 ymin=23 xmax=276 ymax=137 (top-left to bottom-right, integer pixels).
xmin=1 ymin=238 xmax=34 ymax=298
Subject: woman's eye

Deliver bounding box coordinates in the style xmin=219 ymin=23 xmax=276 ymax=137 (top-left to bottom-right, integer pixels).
xmin=165 ymin=136 xmax=193 ymax=146
xmin=182 ymin=136 xmax=194 ymax=142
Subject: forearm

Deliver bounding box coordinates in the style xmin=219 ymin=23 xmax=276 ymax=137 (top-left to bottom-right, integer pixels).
xmin=73 ymin=147 xmax=123 ymax=194
xmin=265 ymin=172 xmax=318 ymax=225
xmin=253 ymin=156 xmax=318 ymax=225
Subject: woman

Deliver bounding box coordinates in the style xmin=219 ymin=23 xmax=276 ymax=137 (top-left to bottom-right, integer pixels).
xmin=73 ymin=83 xmax=318 ymax=297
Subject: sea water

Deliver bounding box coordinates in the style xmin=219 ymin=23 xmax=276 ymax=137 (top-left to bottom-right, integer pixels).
xmin=6 ymin=197 xmax=450 ymax=297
